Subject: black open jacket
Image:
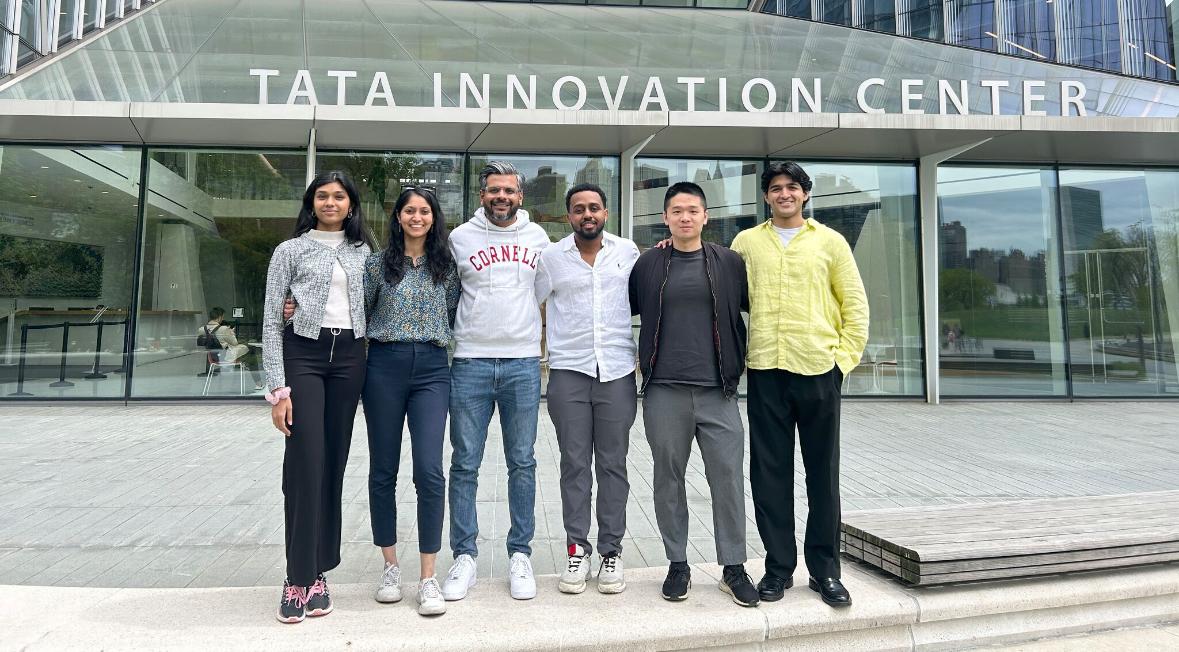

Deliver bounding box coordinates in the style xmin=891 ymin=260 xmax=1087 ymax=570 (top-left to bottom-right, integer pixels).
xmin=628 ymin=242 xmax=749 ymax=397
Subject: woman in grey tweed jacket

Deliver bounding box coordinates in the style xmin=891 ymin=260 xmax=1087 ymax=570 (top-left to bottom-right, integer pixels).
xmin=264 ymin=171 xmax=374 ymax=624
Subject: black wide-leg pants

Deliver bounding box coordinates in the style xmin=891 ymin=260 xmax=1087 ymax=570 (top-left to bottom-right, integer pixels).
xmin=748 ymin=366 xmax=843 ymax=581
xmin=282 ymin=326 xmax=365 ymax=587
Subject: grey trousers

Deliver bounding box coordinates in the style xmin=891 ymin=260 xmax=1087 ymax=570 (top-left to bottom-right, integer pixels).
xmin=546 ymin=369 xmax=637 ymax=557
xmin=643 ymin=383 xmax=748 ymax=566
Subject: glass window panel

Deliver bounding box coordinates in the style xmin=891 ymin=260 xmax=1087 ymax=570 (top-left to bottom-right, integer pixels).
xmin=130 ymin=149 xmax=307 ymax=398
xmin=58 ymin=0 xmax=79 ymax=46
xmin=315 ymin=151 xmax=465 ymax=249
xmin=1056 ymin=0 xmax=1120 ymax=73
xmin=82 ymin=0 xmax=99 ymax=34
xmin=0 ymin=145 xmax=142 ymax=400
xmin=899 ymin=0 xmax=943 ymax=40
xmin=763 ymin=0 xmax=811 ymax=18
xmin=945 ymin=0 xmax=996 ymax=50
xmin=1059 ymin=168 xmax=1179 ymax=397
xmin=1136 ymin=0 xmax=1176 ymax=81
xmin=466 ymin=155 xmax=620 ymax=241
xmin=857 ymin=0 xmax=896 ymax=34
xmin=697 ymin=0 xmax=750 ymax=7
xmin=105 ymin=0 xmax=120 ymax=21
xmin=794 ymin=161 xmax=923 ymax=396
xmin=1005 ymin=0 xmax=1055 ymax=61
xmin=18 ymin=0 xmax=39 ymax=46
xmin=633 ymin=158 xmax=762 ymax=250
xmin=936 ymin=166 xmax=1067 ymax=397
xmin=818 ymin=0 xmax=852 ymax=25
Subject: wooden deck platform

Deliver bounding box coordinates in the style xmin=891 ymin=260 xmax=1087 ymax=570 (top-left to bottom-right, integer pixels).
xmin=841 ymin=491 xmax=1179 ymax=585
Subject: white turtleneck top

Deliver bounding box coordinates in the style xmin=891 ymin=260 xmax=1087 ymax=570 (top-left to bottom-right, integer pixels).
xmin=305 ymin=229 xmax=353 ymax=330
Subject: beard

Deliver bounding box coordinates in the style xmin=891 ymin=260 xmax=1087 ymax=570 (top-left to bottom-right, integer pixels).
xmin=484 ymin=200 xmax=520 ymax=223
xmin=573 ymin=220 xmax=605 ymax=240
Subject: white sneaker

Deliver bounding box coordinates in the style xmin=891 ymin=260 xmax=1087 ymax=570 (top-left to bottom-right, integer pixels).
xmin=441 ymin=554 xmax=477 ymax=601
xmin=558 ymin=544 xmax=591 ymax=594
xmin=374 ymin=563 xmax=402 ymax=603
xmin=417 ymin=577 xmax=447 ymax=616
xmin=509 ymin=552 xmax=537 ymax=600
xmin=597 ymin=553 xmax=626 ymax=594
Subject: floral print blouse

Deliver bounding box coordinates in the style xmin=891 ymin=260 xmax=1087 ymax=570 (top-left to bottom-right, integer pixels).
xmin=363 ymin=252 xmax=460 ymax=347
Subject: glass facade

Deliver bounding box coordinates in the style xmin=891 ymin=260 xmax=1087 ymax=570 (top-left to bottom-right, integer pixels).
xmin=129 ymin=149 xmax=306 ymax=398
xmin=765 ymin=0 xmax=1178 ymax=82
xmin=936 ymin=166 xmax=1067 ymax=396
xmin=798 ymin=161 xmax=923 ymax=396
xmin=1059 ymin=168 xmax=1179 ymax=397
xmin=0 ymin=144 xmax=141 ymax=399
xmin=633 ymin=158 xmax=763 ymax=250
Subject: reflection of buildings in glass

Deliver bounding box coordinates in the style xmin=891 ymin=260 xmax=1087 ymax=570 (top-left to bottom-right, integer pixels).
xmin=575 ymin=158 xmax=612 ymax=189
xmin=809 ymin=173 xmax=869 ymax=247
xmin=1060 ymin=186 xmax=1104 ymax=251
xmin=967 ymin=247 xmax=1047 ymax=303
xmin=524 ymin=165 xmax=567 ymax=220
xmin=634 ymin=163 xmax=669 ymax=190
xmin=941 ymin=220 xmax=968 ymax=269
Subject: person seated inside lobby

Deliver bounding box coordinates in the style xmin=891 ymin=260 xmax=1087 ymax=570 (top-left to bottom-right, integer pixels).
xmin=199 ymin=307 xmax=264 ymax=390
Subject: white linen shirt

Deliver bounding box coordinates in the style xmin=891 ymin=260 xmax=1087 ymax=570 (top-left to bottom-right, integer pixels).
xmin=535 ymin=232 xmax=639 ymax=383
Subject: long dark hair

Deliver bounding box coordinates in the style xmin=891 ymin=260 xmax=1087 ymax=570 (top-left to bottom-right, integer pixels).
xmin=293 ymin=171 xmax=374 ymax=248
xmin=383 ymin=188 xmax=454 ymax=287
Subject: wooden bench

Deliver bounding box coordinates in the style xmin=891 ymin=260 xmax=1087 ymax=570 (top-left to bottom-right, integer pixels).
xmin=841 ymin=491 xmax=1179 ymax=585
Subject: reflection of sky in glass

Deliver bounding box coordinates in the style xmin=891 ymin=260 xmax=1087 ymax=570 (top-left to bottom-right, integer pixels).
xmin=938 ymin=168 xmax=1053 ymax=254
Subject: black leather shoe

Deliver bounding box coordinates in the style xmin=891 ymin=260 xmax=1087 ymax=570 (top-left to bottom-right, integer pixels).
xmin=808 ymin=577 xmax=851 ymax=607
xmin=756 ymin=574 xmax=793 ymax=602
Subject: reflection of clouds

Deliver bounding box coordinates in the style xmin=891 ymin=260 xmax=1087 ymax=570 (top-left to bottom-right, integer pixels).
xmin=940 ymin=190 xmax=1050 ymax=254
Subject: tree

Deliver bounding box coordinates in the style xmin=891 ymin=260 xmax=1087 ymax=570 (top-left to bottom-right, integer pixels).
xmin=940 ymin=268 xmax=996 ymax=311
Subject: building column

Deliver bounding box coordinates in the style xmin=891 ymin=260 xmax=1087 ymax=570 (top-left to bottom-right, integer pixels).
xmin=620 ymin=134 xmax=655 ymax=241
xmin=918 ymin=140 xmax=990 ymax=404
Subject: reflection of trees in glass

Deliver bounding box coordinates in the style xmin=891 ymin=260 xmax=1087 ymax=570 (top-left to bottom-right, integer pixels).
xmin=940 ymin=268 xmax=995 ymax=310
xmin=190 ymin=153 xmax=303 ymax=200
xmin=329 ymin=153 xmax=427 ymax=246
xmin=0 ymin=235 xmax=103 ymax=298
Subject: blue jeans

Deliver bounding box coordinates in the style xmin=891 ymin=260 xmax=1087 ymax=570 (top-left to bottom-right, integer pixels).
xmin=448 ymin=357 xmax=540 ymax=558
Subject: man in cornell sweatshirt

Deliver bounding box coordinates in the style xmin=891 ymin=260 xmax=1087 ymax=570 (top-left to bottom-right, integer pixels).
xmin=441 ymin=161 xmax=551 ymax=602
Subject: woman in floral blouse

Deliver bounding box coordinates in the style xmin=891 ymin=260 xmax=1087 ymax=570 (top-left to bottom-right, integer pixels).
xmin=362 ymin=186 xmax=460 ymax=616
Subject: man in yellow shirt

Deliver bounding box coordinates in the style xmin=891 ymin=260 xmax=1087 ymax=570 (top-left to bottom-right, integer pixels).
xmin=729 ymin=162 xmax=868 ymax=608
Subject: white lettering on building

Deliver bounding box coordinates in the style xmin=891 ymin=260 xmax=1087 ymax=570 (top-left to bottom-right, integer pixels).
xmin=250 ymin=70 xmax=1091 ymax=117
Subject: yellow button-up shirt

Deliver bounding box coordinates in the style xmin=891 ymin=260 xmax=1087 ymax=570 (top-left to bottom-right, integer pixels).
xmin=730 ymin=218 xmax=869 ymax=375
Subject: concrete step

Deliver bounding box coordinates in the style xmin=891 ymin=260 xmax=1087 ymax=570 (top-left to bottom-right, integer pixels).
xmin=4 ymin=558 xmax=1178 ymax=651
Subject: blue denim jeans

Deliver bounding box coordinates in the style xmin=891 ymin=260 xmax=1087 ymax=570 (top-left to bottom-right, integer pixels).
xmin=448 ymin=357 xmax=540 ymax=558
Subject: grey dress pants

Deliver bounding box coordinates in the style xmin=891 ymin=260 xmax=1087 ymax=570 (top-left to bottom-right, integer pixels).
xmin=546 ymin=369 xmax=637 ymax=557
xmin=642 ymin=382 xmax=748 ymax=566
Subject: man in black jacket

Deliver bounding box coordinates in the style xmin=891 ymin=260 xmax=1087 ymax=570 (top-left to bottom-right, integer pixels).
xmin=628 ymin=181 xmax=758 ymax=608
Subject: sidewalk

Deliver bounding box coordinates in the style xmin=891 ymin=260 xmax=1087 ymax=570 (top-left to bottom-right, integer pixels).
xmin=2 ymin=401 xmax=1177 ymax=588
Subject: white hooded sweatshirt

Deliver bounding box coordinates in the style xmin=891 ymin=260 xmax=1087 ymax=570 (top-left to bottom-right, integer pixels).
xmin=448 ymin=207 xmax=551 ymax=358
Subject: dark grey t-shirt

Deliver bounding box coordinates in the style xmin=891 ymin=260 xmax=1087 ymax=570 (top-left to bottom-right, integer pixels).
xmin=650 ymin=247 xmax=722 ymax=387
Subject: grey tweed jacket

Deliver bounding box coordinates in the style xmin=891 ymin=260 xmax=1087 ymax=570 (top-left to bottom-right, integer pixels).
xmin=262 ymin=233 xmax=371 ymax=391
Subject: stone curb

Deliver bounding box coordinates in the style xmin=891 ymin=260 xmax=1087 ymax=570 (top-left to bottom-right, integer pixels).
xmin=3 ymin=559 xmax=1177 ymax=651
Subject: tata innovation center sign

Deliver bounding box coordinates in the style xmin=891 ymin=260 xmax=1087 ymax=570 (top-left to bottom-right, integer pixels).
xmin=248 ymin=69 xmax=1096 ymax=117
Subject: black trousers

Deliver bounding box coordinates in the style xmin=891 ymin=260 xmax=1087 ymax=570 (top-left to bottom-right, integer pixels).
xmin=748 ymin=367 xmax=843 ymax=580
xmin=282 ymin=327 xmax=366 ymax=587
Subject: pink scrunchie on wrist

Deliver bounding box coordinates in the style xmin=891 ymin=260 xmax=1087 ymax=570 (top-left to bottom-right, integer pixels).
xmin=265 ymin=387 xmax=291 ymax=405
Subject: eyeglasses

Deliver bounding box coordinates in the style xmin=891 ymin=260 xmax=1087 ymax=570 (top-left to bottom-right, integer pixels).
xmin=401 ymin=184 xmax=437 ymax=195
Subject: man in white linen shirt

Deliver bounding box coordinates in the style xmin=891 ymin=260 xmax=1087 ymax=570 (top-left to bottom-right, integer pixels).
xmin=534 ymin=182 xmax=639 ymax=596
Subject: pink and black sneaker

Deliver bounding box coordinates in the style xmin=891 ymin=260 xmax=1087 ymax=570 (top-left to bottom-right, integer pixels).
xmin=306 ymin=574 xmax=332 ymax=617
xmin=276 ymin=580 xmax=308 ymax=624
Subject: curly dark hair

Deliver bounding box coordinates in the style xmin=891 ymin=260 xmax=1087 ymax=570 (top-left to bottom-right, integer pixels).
xmin=383 ymin=187 xmax=455 ymax=287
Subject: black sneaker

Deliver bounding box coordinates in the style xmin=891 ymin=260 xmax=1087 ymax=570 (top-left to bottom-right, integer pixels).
xmin=276 ymin=579 xmax=307 ymax=624
xmin=306 ymin=574 xmax=332 ymax=617
xmin=662 ymin=562 xmax=691 ymax=601
xmin=719 ymin=565 xmax=760 ymax=607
